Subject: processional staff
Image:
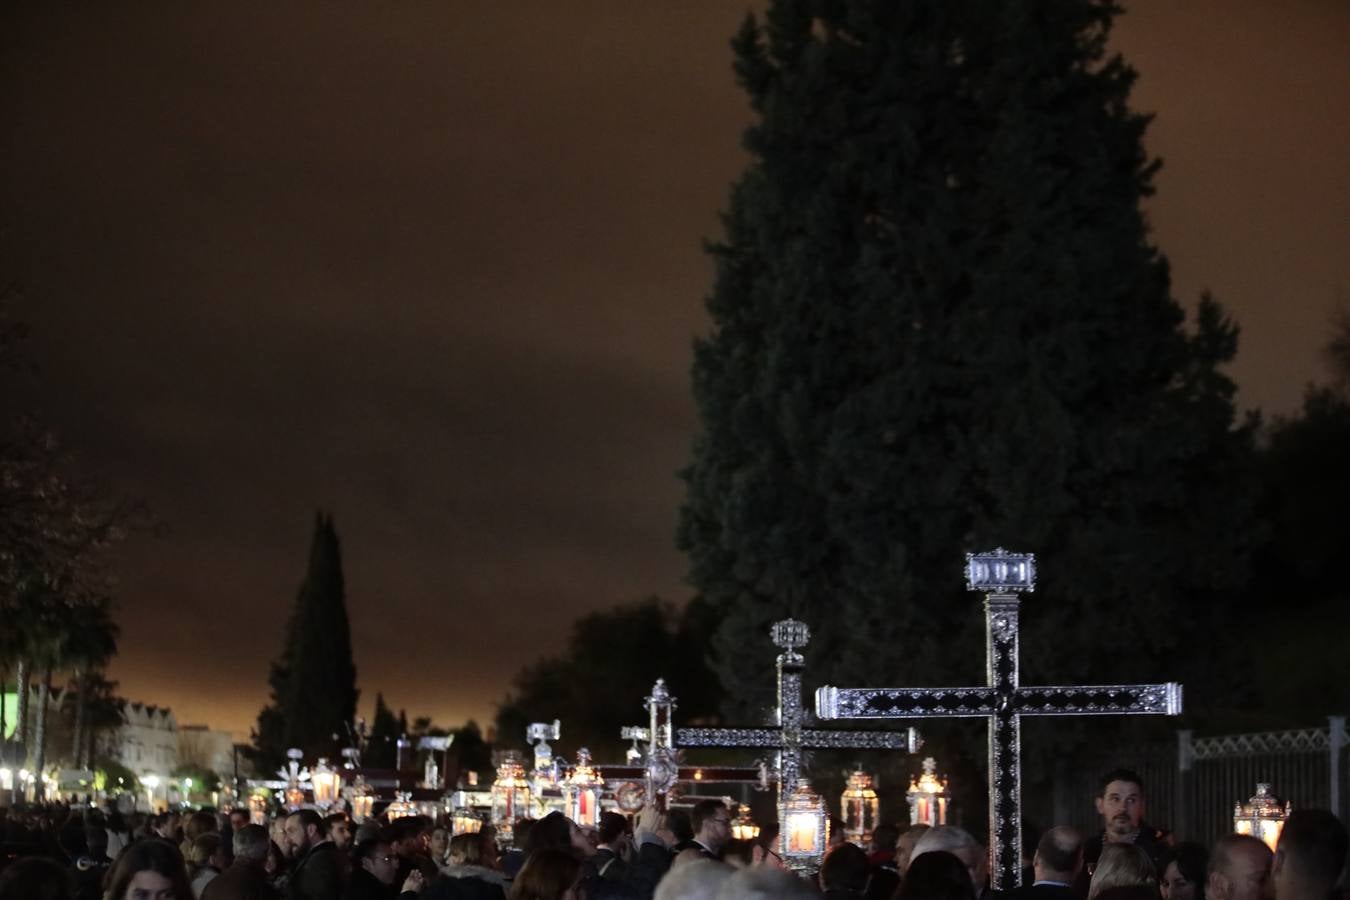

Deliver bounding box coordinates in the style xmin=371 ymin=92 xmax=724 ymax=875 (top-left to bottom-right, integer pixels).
xmin=815 ymin=549 xmax=1183 ymax=891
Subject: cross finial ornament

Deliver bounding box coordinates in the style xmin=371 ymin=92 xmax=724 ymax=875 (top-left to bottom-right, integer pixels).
xmin=770 ymin=618 xmax=810 ymax=662
xmin=816 ymin=551 xmax=1182 ymax=890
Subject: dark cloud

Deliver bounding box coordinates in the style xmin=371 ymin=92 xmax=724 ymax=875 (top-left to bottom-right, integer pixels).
xmin=2 ymin=1 xmax=1347 ymax=736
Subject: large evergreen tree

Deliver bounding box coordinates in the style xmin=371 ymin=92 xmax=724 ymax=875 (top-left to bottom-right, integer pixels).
xmin=679 ymin=0 xmax=1256 ymax=756
xmin=252 ymin=512 xmax=358 ymax=769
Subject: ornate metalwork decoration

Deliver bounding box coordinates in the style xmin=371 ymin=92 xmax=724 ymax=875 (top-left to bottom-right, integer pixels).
xmin=816 ymin=550 xmax=1183 ymax=891
xmin=1192 ymin=728 xmax=1335 ymax=760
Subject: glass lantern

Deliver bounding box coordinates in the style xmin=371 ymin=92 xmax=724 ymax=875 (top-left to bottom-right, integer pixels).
xmin=349 ymin=776 xmax=376 ymax=823
xmin=907 ymin=757 xmax=949 ymax=827
xmin=451 ymin=807 xmax=484 ymax=835
xmin=730 ymin=803 xmax=760 ymax=841
xmin=386 ymin=791 xmax=418 ymax=821
xmin=1234 ymin=783 xmax=1290 ymax=850
xmin=248 ymin=792 xmax=269 ymax=826
xmin=841 ymin=769 xmax=880 ymax=845
xmin=566 ymin=747 xmax=605 ymax=828
xmin=491 ymin=751 xmax=533 ymax=845
xmin=311 ymin=758 xmax=343 ymax=811
xmin=781 ymin=779 xmax=829 ymax=872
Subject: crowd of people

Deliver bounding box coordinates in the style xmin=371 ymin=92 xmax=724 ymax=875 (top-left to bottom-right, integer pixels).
xmin=0 ymin=768 xmax=1345 ymax=900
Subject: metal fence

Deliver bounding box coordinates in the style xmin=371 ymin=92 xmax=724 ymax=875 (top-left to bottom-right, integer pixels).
xmin=1027 ymin=717 xmax=1347 ymax=847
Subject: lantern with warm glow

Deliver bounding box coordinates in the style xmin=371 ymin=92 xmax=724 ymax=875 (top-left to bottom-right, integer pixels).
xmin=386 ymin=791 xmax=418 ymax=821
xmin=565 ymin=747 xmax=605 ymax=828
xmin=311 ymin=758 xmax=343 ymax=811
xmin=349 ymin=776 xmax=376 ymax=823
xmin=780 ymin=779 xmax=829 ymax=872
xmin=491 ymin=751 xmax=533 ymax=844
xmin=451 ymin=807 xmax=484 ymax=836
xmin=907 ymin=757 xmax=949 ymax=827
xmin=841 ymin=769 xmax=880 ymax=845
xmin=1234 ymin=783 xmax=1290 ymax=850
xmin=248 ymin=792 xmax=268 ymax=826
xmin=730 ymin=804 xmax=760 ymax=841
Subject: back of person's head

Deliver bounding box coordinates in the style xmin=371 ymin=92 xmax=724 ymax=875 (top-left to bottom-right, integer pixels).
xmin=234 ymin=824 xmax=271 ymax=863
xmin=85 ymin=824 xmax=110 ymax=859
xmin=912 ymin=825 xmax=979 ymax=860
xmin=1276 ymin=809 xmax=1349 ymax=893
xmin=525 ymin=811 xmax=574 ymax=855
xmin=1036 ymin=826 xmax=1084 ymax=878
xmin=655 ymin=858 xmax=733 ymax=900
xmin=513 ymin=818 xmax=538 ymax=851
xmin=185 ymin=810 xmax=218 ymax=841
xmin=103 ymin=838 xmax=194 ymax=900
xmin=1210 ymin=834 xmax=1272 ymax=878
xmin=873 ymin=822 xmax=902 ymax=855
xmin=1098 ymin=769 xmax=1146 ymax=798
xmin=820 ymin=841 xmax=870 ymax=893
xmin=450 ymin=832 xmax=483 ymax=866
xmin=666 ymin=809 xmax=695 ymax=844
xmin=1094 ymin=886 xmax=1164 ymax=900
xmin=691 ymin=801 xmax=727 ymax=837
xmin=509 ymin=847 xmax=583 ymax=900
xmin=716 ymin=866 xmax=819 ymax=900
xmin=188 ymin=832 xmax=223 ymax=868
xmin=1090 ymin=843 xmax=1157 ymax=900
xmin=288 ymin=807 xmax=326 ymax=837
xmin=898 ymin=849 xmax=978 ymax=900
xmin=1162 ymin=842 xmax=1209 ymax=898
xmin=599 ymin=811 xmax=628 ymax=846
xmin=0 ymin=857 xmax=78 ymax=900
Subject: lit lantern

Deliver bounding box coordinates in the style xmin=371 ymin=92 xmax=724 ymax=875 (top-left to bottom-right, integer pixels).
xmin=528 ymin=721 xmax=563 ymax=794
xmin=841 ymin=769 xmax=880 ymax=845
xmin=1234 ymin=783 xmax=1290 ymax=850
xmin=491 ymin=751 xmax=533 ymax=845
xmin=780 ymin=779 xmax=829 ymax=872
xmin=248 ymin=792 xmax=268 ymax=826
xmin=386 ymin=791 xmax=418 ymax=821
xmin=451 ymin=807 xmax=484 ymax=836
xmin=644 ymin=680 xmax=679 ymax=798
xmin=349 ymin=776 xmax=376 ymax=823
xmin=311 ymin=758 xmax=343 ymax=811
xmin=566 ymin=747 xmax=604 ymax=828
xmin=907 ymin=757 xmax=949 ymax=827
xmin=730 ymin=804 xmax=760 ymax=841
xmin=280 ymin=748 xmax=310 ymax=812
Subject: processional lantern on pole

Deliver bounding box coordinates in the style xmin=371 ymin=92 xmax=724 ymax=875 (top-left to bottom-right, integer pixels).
xmin=644 ymin=680 xmax=680 ymax=804
xmin=782 ymin=779 xmax=829 ymax=865
xmin=279 ymin=749 xmax=310 ymax=811
xmin=730 ymin=803 xmax=760 ymax=840
xmin=815 ymin=549 xmax=1184 ymax=891
xmin=907 ymin=757 xmax=949 ymax=827
xmin=527 ymin=720 xmax=563 ymax=795
xmin=565 ymin=747 xmax=604 ymax=828
xmin=450 ymin=807 xmax=484 ymax=836
xmin=310 ymin=758 xmax=342 ymax=811
xmin=348 ymin=775 xmax=376 ymax=823
xmin=1234 ymin=783 xmax=1290 ymax=850
xmin=491 ymin=751 xmax=533 ymax=845
xmin=841 ymin=768 xmax=880 ymax=845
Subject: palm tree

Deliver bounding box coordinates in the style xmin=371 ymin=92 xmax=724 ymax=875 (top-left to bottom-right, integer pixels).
xmin=66 ymin=596 xmax=119 ymax=769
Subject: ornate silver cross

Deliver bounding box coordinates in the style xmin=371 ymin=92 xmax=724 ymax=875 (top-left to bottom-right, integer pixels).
xmin=815 ymin=550 xmax=1183 ymax=890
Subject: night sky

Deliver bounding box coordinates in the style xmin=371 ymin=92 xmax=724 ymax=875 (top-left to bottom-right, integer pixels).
xmin=2 ymin=2 xmax=1347 ymax=740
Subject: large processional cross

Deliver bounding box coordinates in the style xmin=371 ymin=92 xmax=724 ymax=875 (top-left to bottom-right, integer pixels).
xmin=636 ymin=619 xmax=920 ymax=807
xmin=815 ymin=550 xmax=1183 ymax=891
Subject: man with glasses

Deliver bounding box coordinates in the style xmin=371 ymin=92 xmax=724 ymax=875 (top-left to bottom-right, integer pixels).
xmin=675 ymin=799 xmax=732 ymax=862
xmin=346 ymin=831 xmax=425 ymax=899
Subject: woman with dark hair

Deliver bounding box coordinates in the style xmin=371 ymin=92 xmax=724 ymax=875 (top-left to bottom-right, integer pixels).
xmin=102 ymin=838 xmax=194 ymax=900
xmin=509 ymin=848 xmax=584 ymax=900
xmin=897 ymin=850 xmax=978 ymax=900
xmin=1159 ymin=843 xmax=1208 ymax=900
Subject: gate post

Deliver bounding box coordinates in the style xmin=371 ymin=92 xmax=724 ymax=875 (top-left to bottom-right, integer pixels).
xmin=1330 ymin=716 xmax=1346 ymax=819
xmin=1175 ymin=729 xmax=1193 ymax=840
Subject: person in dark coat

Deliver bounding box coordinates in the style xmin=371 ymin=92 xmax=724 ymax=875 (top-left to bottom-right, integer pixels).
xmin=1011 ymin=827 xmax=1083 ymax=900
xmin=345 ymin=833 xmax=420 ymax=900
xmin=1081 ymin=770 xmax=1173 ymax=885
xmin=203 ymin=825 xmax=281 ymax=900
xmin=820 ymin=842 xmax=871 ymax=900
xmin=285 ymin=810 xmax=344 ymax=900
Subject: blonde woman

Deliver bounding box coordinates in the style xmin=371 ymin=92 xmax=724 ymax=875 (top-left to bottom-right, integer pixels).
xmin=1089 ymin=843 xmax=1159 ymax=900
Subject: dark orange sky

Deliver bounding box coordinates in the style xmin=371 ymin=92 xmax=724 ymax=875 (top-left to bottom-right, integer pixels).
xmin=2 ymin=2 xmax=1347 ymax=741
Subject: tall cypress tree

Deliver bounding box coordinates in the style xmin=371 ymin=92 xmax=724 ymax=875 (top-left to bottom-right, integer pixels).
xmin=679 ymin=0 xmax=1256 ymax=745
xmin=252 ymin=512 xmax=358 ymax=770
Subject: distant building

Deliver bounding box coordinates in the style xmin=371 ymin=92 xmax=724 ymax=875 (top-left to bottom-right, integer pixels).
xmin=104 ymin=701 xmax=179 ymax=777
xmin=177 ymin=724 xmax=237 ymax=779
